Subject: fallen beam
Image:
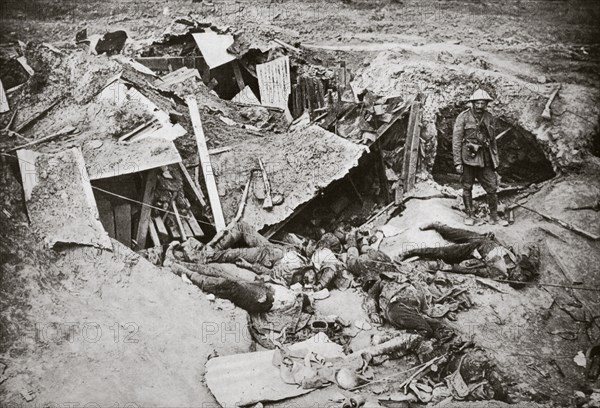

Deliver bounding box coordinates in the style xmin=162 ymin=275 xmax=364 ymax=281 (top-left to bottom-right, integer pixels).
xmin=517 ymin=203 xmax=599 ymax=240
xmin=134 ymin=169 xmax=157 ymax=249
xmin=186 ymin=95 xmax=226 ymax=231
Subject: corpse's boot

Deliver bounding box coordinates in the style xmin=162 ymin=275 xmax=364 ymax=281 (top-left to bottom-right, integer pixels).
xmin=463 ymin=191 xmax=475 ymax=226
xmin=487 ymin=193 xmax=508 ymax=226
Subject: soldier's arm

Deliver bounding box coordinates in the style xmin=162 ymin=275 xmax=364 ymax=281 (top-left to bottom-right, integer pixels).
xmin=452 ymin=113 xmax=465 ymax=167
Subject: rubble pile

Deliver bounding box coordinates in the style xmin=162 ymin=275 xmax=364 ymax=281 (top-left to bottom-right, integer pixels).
xmin=0 ymin=12 xmax=599 ymax=408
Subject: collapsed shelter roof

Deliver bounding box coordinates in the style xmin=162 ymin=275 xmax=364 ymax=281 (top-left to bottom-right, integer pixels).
xmin=212 ymin=123 xmax=368 ymax=231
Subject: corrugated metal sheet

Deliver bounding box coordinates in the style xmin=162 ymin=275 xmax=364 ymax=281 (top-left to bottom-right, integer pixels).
xmin=205 ymin=333 xmax=344 ymax=407
xmin=212 ymin=124 xmax=368 ymax=231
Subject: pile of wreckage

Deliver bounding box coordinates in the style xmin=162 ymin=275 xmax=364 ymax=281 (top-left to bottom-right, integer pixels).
xmin=2 ymin=17 xmax=598 ymax=408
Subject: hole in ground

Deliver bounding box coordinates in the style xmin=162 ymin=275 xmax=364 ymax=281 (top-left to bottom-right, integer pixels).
xmin=432 ymin=104 xmax=556 ymax=187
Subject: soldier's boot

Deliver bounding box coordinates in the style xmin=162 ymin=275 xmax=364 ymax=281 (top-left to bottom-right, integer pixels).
xmin=487 ymin=193 xmax=508 ymax=226
xmin=463 ymin=190 xmax=475 ymax=226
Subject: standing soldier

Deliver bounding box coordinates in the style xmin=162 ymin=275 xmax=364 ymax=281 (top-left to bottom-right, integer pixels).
xmin=453 ymin=89 xmax=508 ymax=226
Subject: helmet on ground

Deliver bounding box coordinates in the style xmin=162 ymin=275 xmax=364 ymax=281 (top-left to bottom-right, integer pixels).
xmin=468 ymin=89 xmax=493 ymax=102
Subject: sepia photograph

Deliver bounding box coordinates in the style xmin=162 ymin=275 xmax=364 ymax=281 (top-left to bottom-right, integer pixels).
xmin=0 ymin=0 xmax=599 ymax=407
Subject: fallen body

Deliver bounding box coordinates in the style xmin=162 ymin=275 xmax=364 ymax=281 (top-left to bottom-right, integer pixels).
xmin=400 ymin=222 xmax=540 ymax=282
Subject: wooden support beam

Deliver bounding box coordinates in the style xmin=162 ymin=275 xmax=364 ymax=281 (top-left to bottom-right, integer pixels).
xmin=258 ymin=158 xmax=273 ymax=210
xmin=148 ymin=222 xmax=161 ymax=247
xmin=186 ymin=95 xmax=226 ymax=231
xmin=171 ymin=200 xmax=187 ymax=241
xmin=153 ymin=216 xmax=169 ymax=242
xmin=178 ymin=162 xmax=207 ymax=207
xmin=401 ymin=98 xmax=422 ymax=192
xmin=182 ymin=217 xmax=194 ymax=238
xmin=134 ymin=169 xmax=157 ymax=249
xmin=232 ymin=61 xmax=246 ymax=92
xmin=113 ymin=202 xmax=132 ymax=247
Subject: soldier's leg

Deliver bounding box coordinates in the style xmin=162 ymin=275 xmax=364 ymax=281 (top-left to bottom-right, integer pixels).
xmin=401 ymin=242 xmax=482 ymax=264
xmin=420 ymin=223 xmax=485 ymax=243
xmin=461 ymin=165 xmax=477 ymax=224
xmin=479 ymin=167 xmax=507 ymax=225
xmin=210 ymin=247 xmax=273 ymax=265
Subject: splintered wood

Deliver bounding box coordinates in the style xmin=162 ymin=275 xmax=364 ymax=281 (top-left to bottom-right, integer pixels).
xmin=401 ymin=99 xmax=422 ymax=192
xmin=256 ymin=56 xmax=291 ymax=110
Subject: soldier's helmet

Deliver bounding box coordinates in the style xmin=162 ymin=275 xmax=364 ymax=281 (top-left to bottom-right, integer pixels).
xmin=468 ymin=89 xmax=493 ymax=102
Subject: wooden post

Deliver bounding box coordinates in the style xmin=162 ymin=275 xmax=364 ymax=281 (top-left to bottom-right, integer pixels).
xmin=186 ymin=95 xmax=226 ymax=231
xmin=114 ymin=202 xmax=132 ymax=247
xmin=401 ymin=98 xmax=422 ymax=192
xmin=134 ymin=169 xmax=157 ymax=249
xmin=153 ymin=216 xmax=169 ymax=242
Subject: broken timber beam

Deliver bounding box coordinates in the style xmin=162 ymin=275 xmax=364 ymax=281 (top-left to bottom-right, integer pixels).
xmin=134 ymin=169 xmax=157 ymax=249
xmin=258 ymin=158 xmax=273 ymax=210
xmin=186 ymin=95 xmax=226 ymax=232
xmin=401 ymin=97 xmax=422 ymax=192
xmin=178 ymin=162 xmax=207 ymax=207
xmin=148 ymin=222 xmax=161 ymax=247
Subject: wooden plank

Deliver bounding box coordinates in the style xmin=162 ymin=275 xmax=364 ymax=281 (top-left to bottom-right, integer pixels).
xmin=401 ymin=99 xmax=422 ymax=192
xmin=153 ymin=216 xmax=169 ymax=242
xmin=134 ymin=56 xmax=205 ymax=72
xmin=113 ymin=202 xmax=132 ymax=247
xmin=182 ymin=217 xmax=194 ymax=238
xmin=258 ymin=158 xmax=273 ymax=210
xmin=134 ymin=169 xmax=157 ymax=249
xmin=7 ymin=126 xmax=76 ymax=153
xmin=187 ymin=216 xmax=205 ymax=238
xmin=186 ymin=95 xmax=226 ymax=231
xmin=164 ymin=215 xmax=182 ymax=240
xmin=232 ymin=60 xmax=246 ymax=92
xmin=172 ymin=200 xmax=187 ymax=241
xmin=96 ymin=199 xmax=116 ymax=238
xmin=0 ymin=79 xmax=9 ymax=113
xmin=148 ymin=222 xmax=161 ymax=247
xmin=178 ymin=162 xmax=207 ymax=207
xmin=256 ymin=56 xmax=291 ymax=110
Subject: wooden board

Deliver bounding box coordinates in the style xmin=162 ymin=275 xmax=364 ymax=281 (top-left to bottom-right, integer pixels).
xmin=0 ymin=79 xmax=9 ymax=113
xmin=148 ymin=222 xmax=161 ymax=247
xmin=113 ymin=202 xmax=132 ymax=247
xmin=153 ymin=216 xmax=169 ymax=242
xmin=187 ymin=216 xmax=205 ymax=238
xmin=256 ymin=56 xmax=290 ymax=110
xmin=134 ymin=170 xmax=157 ymax=249
xmin=401 ymin=99 xmax=422 ymax=192
xmin=232 ymin=60 xmax=246 ymax=91
xmin=191 ymin=32 xmax=235 ymax=69
xmin=164 ymin=214 xmax=182 ymax=240
xmin=186 ymin=95 xmax=226 ymax=231
xmin=96 ymin=199 xmax=116 ymax=238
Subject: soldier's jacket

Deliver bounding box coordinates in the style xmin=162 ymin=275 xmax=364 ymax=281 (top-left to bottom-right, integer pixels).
xmin=452 ymin=108 xmax=499 ymax=168
xmin=364 ymin=274 xmax=428 ymax=322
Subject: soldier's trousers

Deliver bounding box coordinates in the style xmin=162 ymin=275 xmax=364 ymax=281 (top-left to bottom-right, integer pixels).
xmin=462 ymin=164 xmax=497 ymax=194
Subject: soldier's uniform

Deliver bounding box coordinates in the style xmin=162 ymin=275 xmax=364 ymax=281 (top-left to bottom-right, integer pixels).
xmin=452 ymin=89 xmax=505 ymax=225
